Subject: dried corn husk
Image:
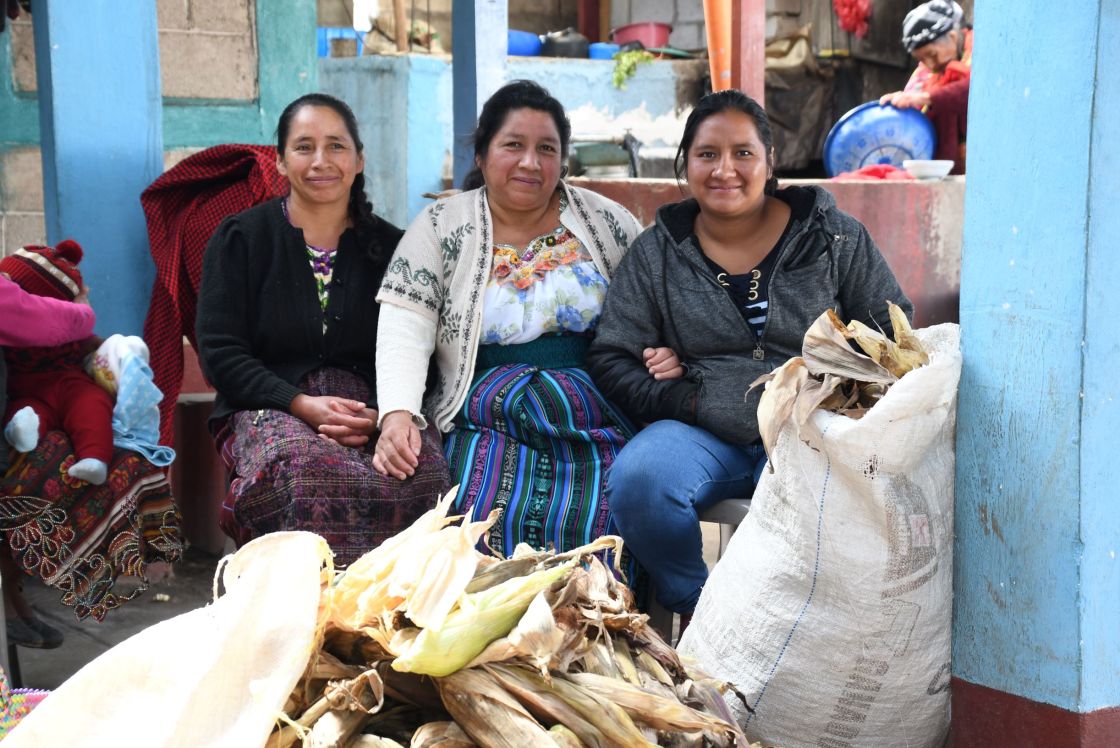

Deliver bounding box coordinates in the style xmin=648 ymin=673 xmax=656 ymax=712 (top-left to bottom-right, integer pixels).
xmin=568 ymin=671 xmax=739 ymax=741
xmin=410 ymin=721 xmax=476 ymax=747
xmin=753 ymin=303 xmax=928 ymax=466
xmin=437 ymin=668 xmax=555 ymax=747
xmin=274 ymin=522 xmax=752 ymax=748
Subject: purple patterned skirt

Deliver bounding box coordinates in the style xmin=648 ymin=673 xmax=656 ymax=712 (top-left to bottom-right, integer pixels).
xmin=213 ymin=368 xmax=450 ymax=566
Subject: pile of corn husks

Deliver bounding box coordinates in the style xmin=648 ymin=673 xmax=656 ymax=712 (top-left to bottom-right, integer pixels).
xmin=266 ymin=491 xmax=763 ymax=748
xmin=752 ymin=302 xmax=930 ymax=464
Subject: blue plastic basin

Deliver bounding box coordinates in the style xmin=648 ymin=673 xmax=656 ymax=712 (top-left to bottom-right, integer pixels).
xmin=508 ymin=30 xmax=543 ymax=56
xmin=823 ymin=102 xmax=936 ymax=176
xmin=589 ymin=42 xmax=620 ymax=59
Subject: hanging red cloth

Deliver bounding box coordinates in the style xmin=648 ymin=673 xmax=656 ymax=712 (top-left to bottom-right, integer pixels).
xmin=833 ymin=0 xmax=872 ymax=38
xmin=140 ymin=145 xmax=288 ymax=446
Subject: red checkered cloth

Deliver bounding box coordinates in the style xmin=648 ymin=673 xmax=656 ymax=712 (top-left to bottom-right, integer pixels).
xmin=141 ymin=144 xmax=288 ymax=446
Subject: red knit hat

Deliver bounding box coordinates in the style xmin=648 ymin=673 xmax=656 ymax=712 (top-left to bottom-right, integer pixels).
xmin=0 ymin=239 xmax=85 ymax=301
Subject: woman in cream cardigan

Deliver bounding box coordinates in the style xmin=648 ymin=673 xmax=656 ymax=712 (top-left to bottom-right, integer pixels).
xmin=374 ymin=80 xmax=679 ymax=561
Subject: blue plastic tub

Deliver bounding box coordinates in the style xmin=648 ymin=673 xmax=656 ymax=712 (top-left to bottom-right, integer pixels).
xmin=508 ymin=30 xmax=543 ymax=56
xmin=822 ymin=102 xmax=936 ymax=176
xmin=589 ymin=42 xmax=620 ymax=59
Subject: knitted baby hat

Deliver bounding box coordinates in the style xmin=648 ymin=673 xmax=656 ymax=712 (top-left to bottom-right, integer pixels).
xmin=0 ymin=239 xmax=85 ymax=301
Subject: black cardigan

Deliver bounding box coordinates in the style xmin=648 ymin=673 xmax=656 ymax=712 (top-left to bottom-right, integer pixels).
xmin=196 ymin=198 xmax=402 ymax=423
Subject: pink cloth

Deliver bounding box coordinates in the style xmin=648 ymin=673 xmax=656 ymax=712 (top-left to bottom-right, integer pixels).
xmin=0 ymin=275 xmax=95 ymax=347
xmin=831 ymin=164 xmax=916 ymax=181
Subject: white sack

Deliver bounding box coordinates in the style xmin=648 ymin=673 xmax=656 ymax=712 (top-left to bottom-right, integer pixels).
xmin=7 ymin=531 xmax=330 ymax=748
xmin=678 ymin=324 xmax=961 ymax=748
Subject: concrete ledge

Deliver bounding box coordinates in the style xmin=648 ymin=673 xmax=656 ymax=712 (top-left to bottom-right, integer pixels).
xmin=571 ymin=176 xmax=963 ymax=328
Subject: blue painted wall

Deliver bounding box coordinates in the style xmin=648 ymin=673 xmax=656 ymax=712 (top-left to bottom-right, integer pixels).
xmin=32 ymin=0 xmax=163 ymax=337
xmin=322 ymin=54 xmax=693 ymax=227
xmin=953 ymin=0 xmax=1119 ymax=712
xmin=1078 ymin=0 xmax=1120 ymax=712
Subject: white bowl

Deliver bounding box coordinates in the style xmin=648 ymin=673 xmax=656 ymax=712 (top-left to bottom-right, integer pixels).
xmin=903 ymin=159 xmax=954 ymax=180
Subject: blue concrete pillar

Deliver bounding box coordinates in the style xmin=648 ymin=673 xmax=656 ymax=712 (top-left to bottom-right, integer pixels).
xmin=31 ymin=0 xmax=163 ymax=336
xmin=451 ymin=0 xmax=508 ymax=186
xmin=952 ymin=0 xmax=1120 ymax=744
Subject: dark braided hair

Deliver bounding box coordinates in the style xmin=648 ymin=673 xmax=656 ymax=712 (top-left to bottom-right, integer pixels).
xmin=460 ymin=80 xmax=572 ymax=190
xmin=276 ymin=93 xmax=378 ymax=230
xmin=674 ymin=89 xmax=779 ymax=196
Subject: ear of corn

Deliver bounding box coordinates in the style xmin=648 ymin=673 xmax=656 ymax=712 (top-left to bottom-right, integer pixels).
xmin=391 ymin=561 xmax=576 ymax=677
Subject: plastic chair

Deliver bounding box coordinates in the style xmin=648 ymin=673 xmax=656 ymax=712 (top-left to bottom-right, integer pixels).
xmin=647 ymin=497 xmax=752 ymax=643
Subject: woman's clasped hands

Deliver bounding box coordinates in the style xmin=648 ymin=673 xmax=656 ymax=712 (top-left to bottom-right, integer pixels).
xmin=291 ymin=393 xmax=378 ymax=447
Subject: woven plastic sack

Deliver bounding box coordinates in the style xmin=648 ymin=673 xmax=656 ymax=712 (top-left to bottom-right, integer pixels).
xmin=679 ymin=324 xmax=960 ymax=748
xmin=5 ymin=532 xmax=330 ymax=747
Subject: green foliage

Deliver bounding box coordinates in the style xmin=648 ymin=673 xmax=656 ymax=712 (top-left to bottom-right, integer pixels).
xmin=611 ymin=50 xmax=655 ymax=90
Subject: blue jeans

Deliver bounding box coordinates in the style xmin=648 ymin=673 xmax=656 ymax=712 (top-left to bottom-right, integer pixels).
xmin=606 ymin=420 xmax=767 ymax=614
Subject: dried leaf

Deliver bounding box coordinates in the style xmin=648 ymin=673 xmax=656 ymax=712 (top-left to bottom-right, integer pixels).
xmin=755 ymin=357 xmax=809 ymax=467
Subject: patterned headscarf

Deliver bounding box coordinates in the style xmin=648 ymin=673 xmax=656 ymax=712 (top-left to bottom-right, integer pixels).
xmin=901 ymin=1 xmax=964 ymax=53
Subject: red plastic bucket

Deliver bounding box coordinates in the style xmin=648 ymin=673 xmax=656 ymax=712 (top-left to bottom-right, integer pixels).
xmin=611 ymin=22 xmax=672 ymax=49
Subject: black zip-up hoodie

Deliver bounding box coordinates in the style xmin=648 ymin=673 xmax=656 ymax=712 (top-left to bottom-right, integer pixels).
xmin=586 ymin=185 xmax=913 ymax=445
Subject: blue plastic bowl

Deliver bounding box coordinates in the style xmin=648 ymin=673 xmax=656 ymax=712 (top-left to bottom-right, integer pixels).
xmin=589 ymin=42 xmax=620 ymax=59
xmin=823 ymin=102 xmax=936 ymax=177
xmin=508 ymin=30 xmax=543 ymax=56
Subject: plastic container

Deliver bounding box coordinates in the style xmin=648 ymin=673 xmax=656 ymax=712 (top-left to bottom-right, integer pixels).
xmin=822 ymin=102 xmax=936 ymax=177
xmin=316 ymin=27 xmax=365 ymax=58
xmin=902 ymin=159 xmax=954 ymax=179
xmin=611 ymin=22 xmax=672 ymax=49
xmin=541 ymin=28 xmax=589 ymax=58
xmin=589 ymin=42 xmax=620 ymax=59
xmin=507 ymin=29 xmax=543 ymax=56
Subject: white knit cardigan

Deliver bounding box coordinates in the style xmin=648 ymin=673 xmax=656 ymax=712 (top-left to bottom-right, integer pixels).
xmin=375 ymin=182 xmax=642 ymax=432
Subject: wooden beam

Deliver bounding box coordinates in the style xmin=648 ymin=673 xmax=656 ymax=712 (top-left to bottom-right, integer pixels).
xmin=731 ymin=0 xmax=766 ymax=104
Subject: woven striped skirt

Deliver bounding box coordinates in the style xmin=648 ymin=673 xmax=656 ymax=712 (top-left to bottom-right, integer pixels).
xmin=215 ymin=367 xmax=451 ymax=567
xmin=445 ymin=363 xmax=635 ymax=563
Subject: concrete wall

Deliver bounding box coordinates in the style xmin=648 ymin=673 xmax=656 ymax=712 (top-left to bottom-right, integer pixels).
xmin=321 ymin=53 xmax=706 ymax=228
xmin=952 ymin=0 xmax=1120 ymax=727
xmin=576 ymin=175 xmax=962 ymax=328
xmin=0 ymin=0 xmax=316 ymax=257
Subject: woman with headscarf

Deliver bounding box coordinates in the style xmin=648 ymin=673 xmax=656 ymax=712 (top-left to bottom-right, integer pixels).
xmin=879 ymin=0 xmax=972 ymax=173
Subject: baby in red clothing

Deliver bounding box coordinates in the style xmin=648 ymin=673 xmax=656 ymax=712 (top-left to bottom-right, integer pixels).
xmin=1 ymin=240 xmax=113 ymax=485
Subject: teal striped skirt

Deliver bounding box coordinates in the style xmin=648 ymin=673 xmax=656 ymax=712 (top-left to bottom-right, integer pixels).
xmin=445 ymin=360 xmax=636 ymax=563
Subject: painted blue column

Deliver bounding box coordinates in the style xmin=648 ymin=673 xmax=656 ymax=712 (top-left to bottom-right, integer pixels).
xmin=451 ymin=0 xmax=507 ymax=186
xmin=31 ymin=0 xmax=162 ymax=336
xmin=953 ymin=0 xmax=1119 ymax=738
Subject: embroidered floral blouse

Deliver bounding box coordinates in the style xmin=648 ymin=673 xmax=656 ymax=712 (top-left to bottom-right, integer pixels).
xmin=480 ymin=224 xmax=608 ymax=345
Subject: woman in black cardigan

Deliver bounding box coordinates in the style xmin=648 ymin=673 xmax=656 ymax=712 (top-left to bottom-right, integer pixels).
xmin=196 ymin=93 xmax=449 ymax=564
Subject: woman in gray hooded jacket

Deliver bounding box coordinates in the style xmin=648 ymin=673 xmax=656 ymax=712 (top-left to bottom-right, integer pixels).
xmin=586 ymin=90 xmax=912 ymax=626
